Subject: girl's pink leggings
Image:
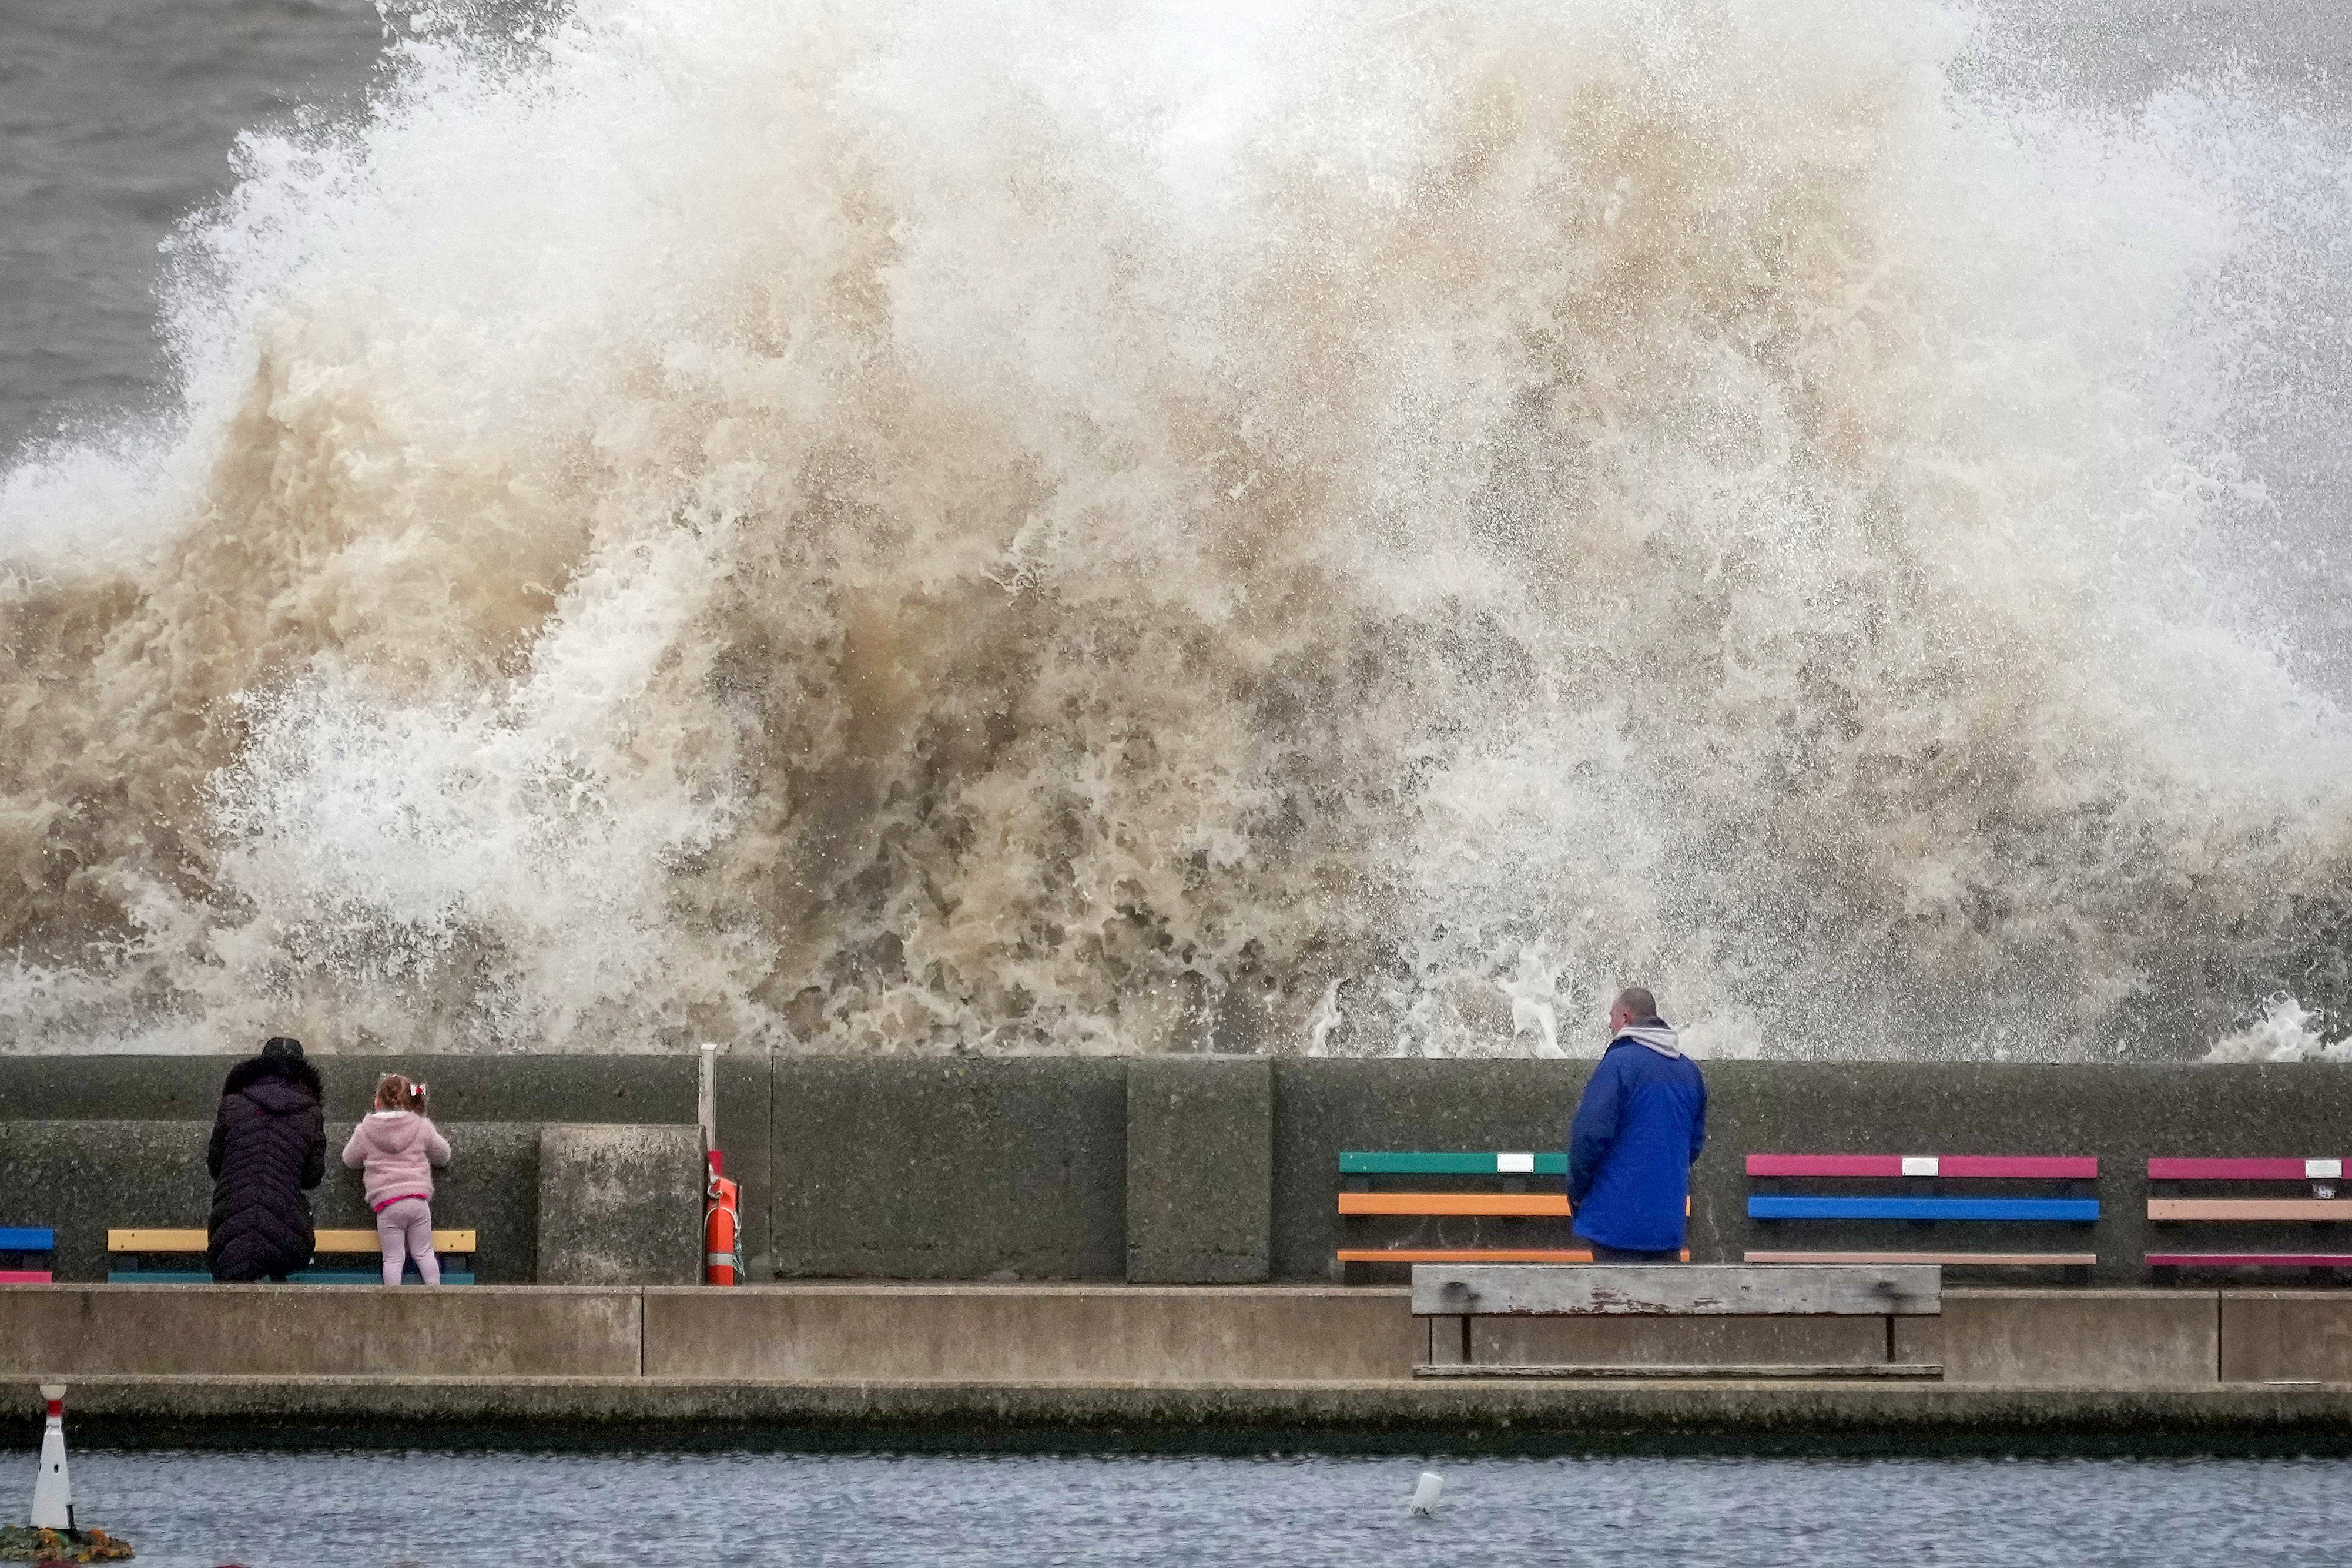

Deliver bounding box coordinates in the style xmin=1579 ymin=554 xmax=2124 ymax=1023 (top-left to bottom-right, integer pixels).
xmin=374 ymin=1197 xmax=441 ymax=1286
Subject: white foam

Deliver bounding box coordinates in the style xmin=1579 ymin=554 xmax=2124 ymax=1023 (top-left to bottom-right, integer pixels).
xmin=2 ymin=0 xmax=2350 ymax=1056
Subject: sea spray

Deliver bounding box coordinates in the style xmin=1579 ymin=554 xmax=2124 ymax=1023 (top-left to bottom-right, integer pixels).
xmin=2 ymin=0 xmax=2350 ymax=1058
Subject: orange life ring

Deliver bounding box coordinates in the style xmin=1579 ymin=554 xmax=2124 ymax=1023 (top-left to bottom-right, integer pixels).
xmin=705 ymin=1153 xmax=741 ymax=1286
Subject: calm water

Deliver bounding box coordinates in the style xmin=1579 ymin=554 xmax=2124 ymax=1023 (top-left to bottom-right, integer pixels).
xmin=49 ymin=1448 xmax=2352 ymax=1566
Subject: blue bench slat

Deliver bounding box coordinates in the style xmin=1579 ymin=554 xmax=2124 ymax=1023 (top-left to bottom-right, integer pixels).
xmin=1749 ymin=1196 xmax=2100 ymax=1222
xmin=0 ymin=1228 xmax=55 ymax=1251
xmin=107 ymin=1270 xmax=475 ymax=1285
xmin=1339 ymin=1152 xmax=1567 ymax=1175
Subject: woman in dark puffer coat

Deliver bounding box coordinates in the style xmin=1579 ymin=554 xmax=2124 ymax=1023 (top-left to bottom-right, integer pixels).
xmin=207 ymin=1036 xmax=327 ymax=1281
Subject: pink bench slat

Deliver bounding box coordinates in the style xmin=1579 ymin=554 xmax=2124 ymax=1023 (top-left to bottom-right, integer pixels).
xmin=1745 ymin=1154 xmax=2097 ymax=1179
xmin=2147 ymin=1254 xmax=2352 ymax=1267
xmin=0 ymin=1271 xmax=51 ymax=1284
xmin=2147 ymin=1158 xmax=2345 ymax=1181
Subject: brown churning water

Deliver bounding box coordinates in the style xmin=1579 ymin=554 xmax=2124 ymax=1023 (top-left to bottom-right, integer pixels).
xmin=5 ymin=0 xmax=2352 ymax=1060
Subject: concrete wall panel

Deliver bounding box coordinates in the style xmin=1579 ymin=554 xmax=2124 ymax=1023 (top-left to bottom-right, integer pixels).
xmin=2219 ymin=1292 xmax=2352 ymax=1383
xmin=1127 ymin=1058 xmax=1272 ymax=1283
xmin=1896 ymin=1289 xmax=2219 ymax=1386
xmin=1274 ymin=1061 xmax=1579 ymax=1281
xmin=642 ymin=1284 xmax=1417 ymax=1381
xmin=537 ymin=1124 xmax=702 ymax=1285
xmin=769 ymin=1060 xmax=1127 ymax=1279
xmin=0 ymin=1285 xmax=641 ymax=1376
xmin=1468 ymin=1315 xmax=1897 ymax=1369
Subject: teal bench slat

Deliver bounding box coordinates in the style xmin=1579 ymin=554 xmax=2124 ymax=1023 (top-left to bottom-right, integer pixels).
xmin=0 ymin=1228 xmax=55 ymax=1251
xmin=1750 ymin=1196 xmax=2100 ymax=1222
xmin=1339 ymin=1152 xmax=1566 ymax=1175
xmin=108 ymin=1269 xmax=476 ymax=1284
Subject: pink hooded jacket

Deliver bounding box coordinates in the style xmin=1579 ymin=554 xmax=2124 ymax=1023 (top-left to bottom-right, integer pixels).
xmin=340 ymin=1111 xmax=452 ymax=1208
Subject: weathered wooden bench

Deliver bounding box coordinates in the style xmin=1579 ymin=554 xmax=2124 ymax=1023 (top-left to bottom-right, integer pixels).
xmin=1412 ymin=1262 xmax=1942 ymax=1378
xmin=0 ymin=1227 xmax=55 ymax=1284
xmin=106 ymin=1228 xmax=478 ymax=1284
xmin=1745 ymin=1154 xmax=2098 ymax=1276
xmin=2146 ymin=1158 xmax=2352 ymax=1281
xmin=1334 ymin=1151 xmax=1687 ymax=1279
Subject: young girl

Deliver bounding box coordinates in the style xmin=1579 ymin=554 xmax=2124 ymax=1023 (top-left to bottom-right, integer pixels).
xmin=340 ymin=1074 xmax=453 ymax=1285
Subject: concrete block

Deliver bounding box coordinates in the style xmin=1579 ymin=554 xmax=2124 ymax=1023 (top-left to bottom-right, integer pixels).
xmin=0 ymin=1122 xmax=212 ymax=1282
xmin=1127 ymin=1057 xmax=1272 ymax=1283
xmin=316 ymin=1121 xmax=542 ymax=1284
xmin=2219 ymin=1292 xmax=2352 ymax=1382
xmin=1469 ymin=1315 xmax=1899 ymax=1370
xmin=537 ymin=1124 xmax=702 ymax=1285
xmin=1894 ymin=1288 xmax=2218 ymax=1386
xmin=642 ymin=1284 xmax=1418 ymax=1381
xmin=1273 ymin=1060 xmax=1580 ymax=1281
xmin=715 ymin=1044 xmax=775 ymax=1282
xmin=0 ymin=1285 xmax=641 ymax=1376
xmin=769 ymin=1059 xmax=1127 ymax=1279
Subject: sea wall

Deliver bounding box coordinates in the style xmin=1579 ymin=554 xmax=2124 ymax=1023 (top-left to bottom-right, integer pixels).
xmin=8 ymin=1057 xmax=2352 ymax=1285
xmin=5 ymin=1283 xmax=2351 ymax=1386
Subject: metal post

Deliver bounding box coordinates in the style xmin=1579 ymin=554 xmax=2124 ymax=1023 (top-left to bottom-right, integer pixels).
xmin=697 ymin=1042 xmax=723 ymax=1159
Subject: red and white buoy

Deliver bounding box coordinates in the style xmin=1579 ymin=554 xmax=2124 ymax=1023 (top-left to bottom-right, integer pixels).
xmin=30 ymin=1383 xmax=71 ymax=1532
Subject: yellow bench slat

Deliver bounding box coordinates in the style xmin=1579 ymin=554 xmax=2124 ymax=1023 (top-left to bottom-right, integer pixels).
xmin=109 ymin=1228 xmax=475 ymax=1252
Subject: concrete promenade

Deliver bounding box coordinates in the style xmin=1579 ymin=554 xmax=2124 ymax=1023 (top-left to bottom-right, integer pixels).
xmin=8 ymin=1283 xmax=2352 ymax=1442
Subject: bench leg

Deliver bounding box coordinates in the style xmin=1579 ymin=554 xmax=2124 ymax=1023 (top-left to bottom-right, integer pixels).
xmin=1422 ymin=1314 xmax=1471 ymax=1369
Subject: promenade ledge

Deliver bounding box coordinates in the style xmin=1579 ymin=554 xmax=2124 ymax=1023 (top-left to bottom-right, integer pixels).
xmin=6 ymin=1283 xmax=2352 ymax=1443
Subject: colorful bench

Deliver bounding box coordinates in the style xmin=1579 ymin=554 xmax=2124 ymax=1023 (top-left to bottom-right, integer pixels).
xmin=0 ymin=1227 xmax=55 ymax=1284
xmin=2146 ymin=1158 xmax=2352 ymax=1280
xmin=1745 ymin=1154 xmax=2098 ymax=1274
xmin=1335 ymin=1152 xmax=1687 ymax=1279
xmin=106 ymin=1228 xmax=478 ymax=1284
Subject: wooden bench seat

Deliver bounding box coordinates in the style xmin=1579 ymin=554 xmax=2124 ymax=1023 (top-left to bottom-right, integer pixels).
xmin=2145 ymin=1158 xmax=2352 ymax=1280
xmin=1413 ymin=1262 xmax=1942 ymax=1378
xmin=1336 ymin=1151 xmax=1697 ymax=1277
xmin=107 ymin=1227 xmax=478 ymax=1284
xmin=1745 ymin=1152 xmax=2098 ymax=1274
xmin=1750 ymin=1195 xmax=2099 ymax=1222
xmin=0 ymin=1227 xmax=55 ymax=1285
xmin=2149 ymin=1199 xmax=2352 ymax=1221
xmin=1339 ymin=1192 xmax=1569 ymax=1217
xmin=1745 ymin=1249 xmax=2098 ymax=1267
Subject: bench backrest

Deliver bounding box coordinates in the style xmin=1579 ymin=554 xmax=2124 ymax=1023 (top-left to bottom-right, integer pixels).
xmin=1747 ymin=1155 xmax=2096 ymax=1179
xmin=0 ymin=1228 xmax=54 ymax=1252
xmin=1341 ymin=1152 xmax=1564 ymax=1175
xmin=2149 ymin=1158 xmax=2345 ymax=1181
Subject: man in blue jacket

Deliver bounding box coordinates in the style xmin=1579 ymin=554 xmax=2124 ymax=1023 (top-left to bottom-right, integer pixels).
xmin=1567 ymin=987 xmax=1707 ymax=1261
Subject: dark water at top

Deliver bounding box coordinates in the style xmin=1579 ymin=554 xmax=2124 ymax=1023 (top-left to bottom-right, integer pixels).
xmin=52 ymin=1448 xmax=2352 ymax=1566
xmin=0 ymin=0 xmax=387 ymax=457
xmin=5 ymin=0 xmax=2349 ymax=461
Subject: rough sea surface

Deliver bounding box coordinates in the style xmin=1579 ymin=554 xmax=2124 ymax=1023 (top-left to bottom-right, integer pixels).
xmin=54 ymin=1448 xmax=2352 ymax=1566
xmin=7 ymin=0 xmax=2352 ymax=1061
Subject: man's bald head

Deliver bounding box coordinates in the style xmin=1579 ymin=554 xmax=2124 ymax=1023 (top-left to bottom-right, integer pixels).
xmin=1610 ymin=987 xmax=1659 ymax=1028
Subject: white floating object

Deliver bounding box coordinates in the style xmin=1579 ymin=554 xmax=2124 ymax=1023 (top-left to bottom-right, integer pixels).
xmin=1497 ymin=1152 xmax=1535 ymax=1174
xmin=1901 ymin=1156 xmax=1939 ymax=1177
xmin=31 ymin=1383 xmax=71 ymax=1531
xmin=1410 ymin=1470 xmax=1443 ymax=1515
